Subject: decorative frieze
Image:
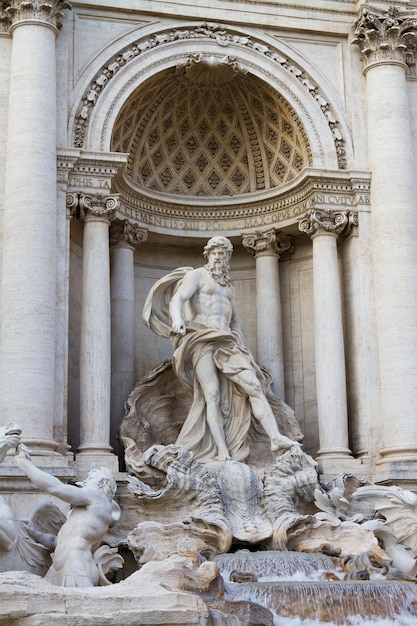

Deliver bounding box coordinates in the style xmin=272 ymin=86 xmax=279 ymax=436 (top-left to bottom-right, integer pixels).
xmin=5 ymin=0 xmax=71 ymax=32
xmin=352 ymin=5 xmax=417 ymax=70
xmin=114 ymin=170 xmax=370 ymax=236
xmin=110 ymin=219 xmax=148 ymax=248
xmin=242 ymin=229 xmax=292 ymax=258
xmin=298 ymin=209 xmax=357 ymax=238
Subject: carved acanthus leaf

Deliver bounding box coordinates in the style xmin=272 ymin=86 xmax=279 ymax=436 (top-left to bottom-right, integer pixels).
xmin=0 ymin=1 xmax=11 ymax=32
xmin=352 ymin=5 xmax=417 ymax=69
xmin=5 ymin=0 xmax=71 ymax=30
xmin=110 ymin=219 xmax=148 ymax=247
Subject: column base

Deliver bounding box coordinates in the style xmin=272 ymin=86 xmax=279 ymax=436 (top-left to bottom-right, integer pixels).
xmin=75 ymin=449 xmax=119 ymax=479
xmin=316 ymin=453 xmax=372 ymax=483
xmin=374 ymin=452 xmax=417 ymax=489
xmin=20 ymin=437 xmax=61 ymax=455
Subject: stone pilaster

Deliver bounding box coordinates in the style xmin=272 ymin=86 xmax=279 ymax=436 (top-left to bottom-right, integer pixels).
xmin=110 ymin=220 xmax=147 ymax=459
xmin=242 ymin=229 xmax=291 ymax=399
xmin=0 ymin=0 xmax=70 ymax=459
xmin=299 ymin=209 xmax=354 ymax=475
xmin=353 ymin=6 xmax=417 ymax=481
xmin=77 ymin=193 xmax=119 ymax=474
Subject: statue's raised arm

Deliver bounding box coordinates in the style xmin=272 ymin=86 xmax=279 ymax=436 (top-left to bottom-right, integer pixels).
xmin=15 ymin=445 xmax=121 ymax=587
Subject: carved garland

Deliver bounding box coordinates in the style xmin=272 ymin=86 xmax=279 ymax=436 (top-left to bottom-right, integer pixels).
xmin=73 ymin=22 xmax=347 ymax=169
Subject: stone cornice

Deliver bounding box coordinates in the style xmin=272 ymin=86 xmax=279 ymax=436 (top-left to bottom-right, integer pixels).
xmin=352 ymin=5 xmax=417 ymax=71
xmin=73 ymin=22 xmax=346 ymax=168
xmin=113 ymin=168 xmax=370 ymax=236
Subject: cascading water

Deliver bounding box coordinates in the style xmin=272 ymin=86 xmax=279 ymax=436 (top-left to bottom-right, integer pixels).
xmin=214 ymin=551 xmax=417 ymax=625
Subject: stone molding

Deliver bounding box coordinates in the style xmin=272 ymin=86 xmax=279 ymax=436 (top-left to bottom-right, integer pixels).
xmin=298 ymin=208 xmax=358 ymax=238
xmin=73 ymin=22 xmax=346 ymax=168
xmin=352 ymin=5 xmax=417 ymax=72
xmin=3 ymin=0 xmax=71 ymax=32
xmin=114 ymin=169 xmax=370 ymax=236
xmin=109 ymin=218 xmax=148 ymax=248
xmin=242 ymin=229 xmax=292 ymax=258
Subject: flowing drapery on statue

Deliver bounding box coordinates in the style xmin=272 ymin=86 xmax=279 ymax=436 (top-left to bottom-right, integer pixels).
xmin=143 ymin=237 xmax=299 ymax=463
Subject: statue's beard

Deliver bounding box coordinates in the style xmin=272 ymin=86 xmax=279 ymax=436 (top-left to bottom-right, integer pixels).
xmin=206 ymin=259 xmax=231 ymax=286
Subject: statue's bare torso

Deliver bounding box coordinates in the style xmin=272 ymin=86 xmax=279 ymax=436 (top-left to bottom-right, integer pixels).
xmin=189 ymin=268 xmax=234 ymax=331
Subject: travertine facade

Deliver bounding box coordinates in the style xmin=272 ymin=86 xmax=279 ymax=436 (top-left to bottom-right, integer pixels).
xmin=1 ymin=0 xmax=417 ymax=500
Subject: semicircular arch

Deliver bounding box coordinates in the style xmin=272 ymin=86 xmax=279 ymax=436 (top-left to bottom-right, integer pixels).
xmin=69 ymin=22 xmax=353 ymax=172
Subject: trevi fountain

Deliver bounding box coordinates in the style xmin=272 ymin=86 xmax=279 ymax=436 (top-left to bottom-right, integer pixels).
xmin=2 ymin=238 xmax=417 ymax=625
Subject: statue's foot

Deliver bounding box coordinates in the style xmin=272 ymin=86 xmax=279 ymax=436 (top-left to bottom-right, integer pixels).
xmin=271 ymin=435 xmax=300 ymax=452
xmin=216 ymin=448 xmax=231 ymax=461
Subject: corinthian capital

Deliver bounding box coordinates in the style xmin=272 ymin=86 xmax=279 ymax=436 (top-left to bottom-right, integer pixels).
xmin=298 ymin=209 xmax=356 ymax=238
xmin=110 ymin=219 xmax=148 ymax=248
xmin=5 ymin=0 xmax=71 ymax=32
xmin=0 ymin=2 xmax=11 ymax=33
xmin=79 ymin=193 xmax=119 ymax=222
xmin=352 ymin=5 xmax=417 ymax=69
xmin=242 ymin=229 xmax=292 ymax=258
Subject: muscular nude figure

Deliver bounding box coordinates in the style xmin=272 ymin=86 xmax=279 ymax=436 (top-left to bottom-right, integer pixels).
xmin=168 ymin=236 xmax=298 ymax=461
xmin=15 ymin=445 xmax=120 ymax=586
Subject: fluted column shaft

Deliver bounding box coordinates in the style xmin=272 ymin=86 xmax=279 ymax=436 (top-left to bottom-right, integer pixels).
xmin=353 ymin=7 xmax=417 ymax=461
xmin=0 ymin=3 xmax=69 ymax=454
xmin=110 ymin=220 xmax=147 ymax=457
xmin=299 ymin=210 xmax=353 ymax=460
xmin=242 ymin=230 xmax=290 ymax=399
xmin=78 ymin=194 xmax=118 ymax=465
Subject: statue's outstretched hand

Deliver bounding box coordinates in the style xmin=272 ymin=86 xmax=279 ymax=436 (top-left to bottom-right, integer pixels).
xmin=15 ymin=442 xmax=32 ymax=460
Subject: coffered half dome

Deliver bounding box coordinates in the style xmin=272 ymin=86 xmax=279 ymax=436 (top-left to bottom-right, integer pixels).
xmin=111 ymin=57 xmax=312 ymax=199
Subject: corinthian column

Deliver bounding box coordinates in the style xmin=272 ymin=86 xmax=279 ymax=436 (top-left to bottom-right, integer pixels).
xmin=0 ymin=0 xmax=70 ymax=457
xmin=299 ymin=210 xmax=354 ymax=469
xmin=353 ymin=6 xmax=417 ymax=477
xmin=242 ymin=229 xmax=291 ymax=399
xmin=0 ymin=11 xmax=11 ymax=308
xmin=110 ymin=220 xmax=147 ymax=458
xmin=77 ymin=193 xmax=119 ymax=472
